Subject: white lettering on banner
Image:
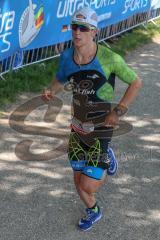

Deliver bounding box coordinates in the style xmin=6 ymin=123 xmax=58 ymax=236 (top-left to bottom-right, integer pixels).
xmin=57 ymin=0 xmax=116 ymax=18
xmin=0 ymin=32 xmax=12 ymax=52
xmin=122 ymin=0 xmax=148 ymax=14
xmin=0 ymin=10 xmax=15 ymax=53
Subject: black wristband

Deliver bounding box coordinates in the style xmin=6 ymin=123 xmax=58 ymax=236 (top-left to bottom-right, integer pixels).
xmin=113 ymin=104 xmax=128 ymax=117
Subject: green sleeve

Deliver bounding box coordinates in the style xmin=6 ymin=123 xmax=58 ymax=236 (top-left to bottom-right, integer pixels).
xmin=111 ymin=53 xmax=137 ymax=84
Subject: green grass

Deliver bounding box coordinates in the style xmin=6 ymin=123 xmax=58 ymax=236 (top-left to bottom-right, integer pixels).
xmin=0 ymin=58 xmax=59 ymax=112
xmin=0 ymin=19 xmax=160 ymax=114
xmin=107 ymin=19 xmax=160 ymax=57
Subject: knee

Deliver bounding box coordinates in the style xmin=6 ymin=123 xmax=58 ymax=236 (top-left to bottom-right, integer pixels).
xmin=74 ymin=175 xmax=95 ymax=194
xmin=79 ymin=182 xmax=95 ymax=195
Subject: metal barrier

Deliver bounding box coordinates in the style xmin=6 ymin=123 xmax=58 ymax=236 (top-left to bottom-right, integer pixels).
xmin=0 ymin=8 xmax=160 ymax=77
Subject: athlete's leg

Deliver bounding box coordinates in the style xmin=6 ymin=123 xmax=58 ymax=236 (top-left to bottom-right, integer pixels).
xmin=73 ymin=171 xmax=82 ymax=196
xmin=79 ymin=137 xmax=110 ymax=207
xmin=74 ymin=170 xmax=107 ymax=231
xmin=77 ymin=171 xmax=107 ymax=208
xmin=72 ymin=136 xmax=108 ymax=207
xmin=68 ymin=130 xmax=97 ymax=205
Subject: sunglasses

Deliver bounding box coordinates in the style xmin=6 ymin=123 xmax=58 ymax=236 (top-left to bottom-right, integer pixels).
xmin=71 ymin=24 xmax=94 ymax=32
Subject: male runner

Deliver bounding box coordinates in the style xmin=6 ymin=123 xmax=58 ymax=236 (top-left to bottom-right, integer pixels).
xmin=42 ymin=7 xmax=142 ymax=231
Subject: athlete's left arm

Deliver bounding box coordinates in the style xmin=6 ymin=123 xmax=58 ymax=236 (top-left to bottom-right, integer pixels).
xmin=112 ymin=52 xmax=142 ymax=107
xmin=105 ymin=53 xmax=142 ymax=126
xmin=119 ymin=76 xmax=142 ymax=108
xmin=104 ymin=77 xmax=142 ymax=127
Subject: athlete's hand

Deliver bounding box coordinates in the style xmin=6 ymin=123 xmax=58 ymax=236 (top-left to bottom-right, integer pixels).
xmin=41 ymin=89 xmax=55 ymax=102
xmin=104 ymin=111 xmax=119 ymax=127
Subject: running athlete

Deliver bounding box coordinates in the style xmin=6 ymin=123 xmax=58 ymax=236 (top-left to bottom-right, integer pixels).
xmin=42 ymin=7 xmax=142 ymax=231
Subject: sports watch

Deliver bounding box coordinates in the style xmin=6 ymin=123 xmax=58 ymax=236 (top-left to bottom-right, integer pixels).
xmin=113 ymin=104 xmax=128 ymax=117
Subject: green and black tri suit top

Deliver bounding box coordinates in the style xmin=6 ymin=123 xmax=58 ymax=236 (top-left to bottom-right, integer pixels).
xmin=56 ymin=44 xmax=137 ymax=122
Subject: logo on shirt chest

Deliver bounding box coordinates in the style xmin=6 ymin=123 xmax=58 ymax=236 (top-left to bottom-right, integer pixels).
xmin=73 ymin=88 xmax=95 ymax=95
xmin=68 ymin=78 xmax=96 ymax=95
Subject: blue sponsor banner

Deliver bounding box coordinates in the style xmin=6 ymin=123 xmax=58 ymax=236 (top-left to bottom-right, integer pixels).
xmin=0 ymin=0 xmax=155 ymax=61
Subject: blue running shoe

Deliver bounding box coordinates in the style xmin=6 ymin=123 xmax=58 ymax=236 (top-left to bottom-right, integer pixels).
xmin=78 ymin=207 xmax=102 ymax=231
xmin=107 ymin=148 xmax=118 ymax=176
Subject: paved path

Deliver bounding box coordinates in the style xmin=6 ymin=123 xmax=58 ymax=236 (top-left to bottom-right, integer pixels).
xmin=0 ymin=37 xmax=160 ymax=240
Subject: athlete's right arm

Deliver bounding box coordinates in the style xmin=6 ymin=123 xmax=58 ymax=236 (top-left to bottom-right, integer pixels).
xmin=42 ymin=78 xmax=64 ymax=101
xmin=42 ymin=50 xmax=68 ymax=101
